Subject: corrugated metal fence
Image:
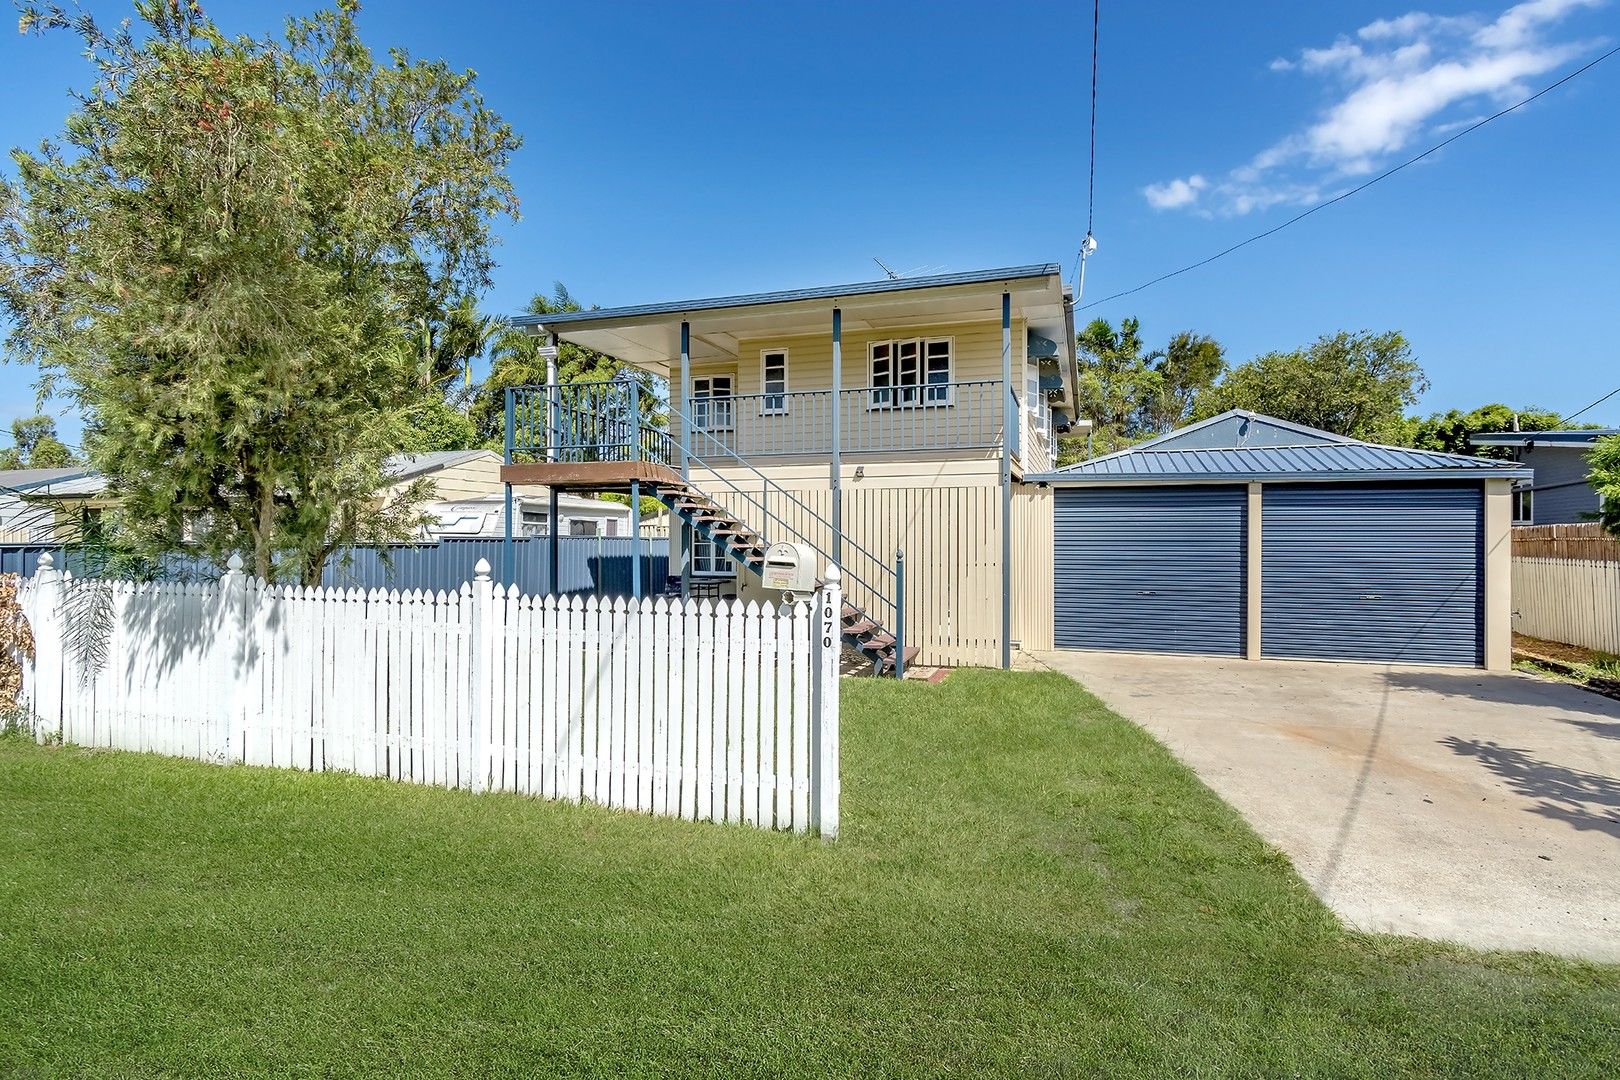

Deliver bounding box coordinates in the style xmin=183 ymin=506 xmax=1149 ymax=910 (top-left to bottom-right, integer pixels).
xmin=1512 ymin=525 xmax=1620 ymax=654
xmin=0 ymin=537 xmax=668 ymax=598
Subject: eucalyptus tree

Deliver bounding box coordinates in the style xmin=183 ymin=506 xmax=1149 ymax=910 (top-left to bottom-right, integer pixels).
xmin=0 ymin=0 xmax=519 ymax=582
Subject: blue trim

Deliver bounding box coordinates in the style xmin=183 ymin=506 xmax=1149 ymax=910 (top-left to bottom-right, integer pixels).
xmin=1031 ymin=469 xmax=1531 ymax=484
xmin=547 ymin=488 xmax=560 ymax=594
xmin=508 ymin=264 xmax=1062 ymax=330
xmin=1001 ymin=290 xmax=1012 ymax=671
xmin=630 ymin=478 xmax=642 ymax=599
xmin=831 ymin=306 xmax=842 ymax=572
xmin=894 ymin=549 xmax=906 ymax=680
xmin=502 ymin=387 xmax=516 ymax=584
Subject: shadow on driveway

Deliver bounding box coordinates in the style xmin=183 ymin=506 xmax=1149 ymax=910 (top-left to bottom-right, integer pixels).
xmin=1383 ymin=669 xmax=1620 ymax=719
xmin=1440 ymin=736 xmax=1620 ymax=840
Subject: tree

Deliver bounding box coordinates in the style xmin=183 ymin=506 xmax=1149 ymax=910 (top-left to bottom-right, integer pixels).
xmin=1071 ymin=317 xmax=1154 ymax=456
xmin=1590 ymin=434 xmax=1620 ymax=537
xmin=399 ymin=398 xmax=478 ymax=454
xmin=1195 ymin=330 xmax=1427 ymax=444
xmin=1136 ymin=331 xmax=1225 ymax=436
xmin=1407 ymin=404 xmax=1566 ymax=459
xmin=470 ymin=284 xmax=664 ymax=448
xmin=0 ymin=1 xmax=519 ymax=583
xmin=410 ymin=293 xmax=505 ymax=396
xmin=0 ymin=414 xmax=76 ymax=470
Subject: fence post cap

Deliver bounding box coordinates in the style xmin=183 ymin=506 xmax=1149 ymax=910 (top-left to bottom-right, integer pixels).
xmin=225 ymin=552 xmax=245 ymax=573
xmin=474 ymin=557 xmax=492 ymax=581
xmin=823 ymin=563 xmax=842 ymax=587
xmin=36 ymin=551 xmax=53 ymax=570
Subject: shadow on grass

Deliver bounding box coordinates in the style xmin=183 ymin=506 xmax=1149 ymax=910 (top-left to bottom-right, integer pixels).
xmin=1440 ymin=736 xmax=1620 ymax=840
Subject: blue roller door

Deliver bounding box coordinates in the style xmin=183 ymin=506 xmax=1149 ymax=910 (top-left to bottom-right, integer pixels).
xmin=1054 ymin=486 xmax=1247 ymax=656
xmin=1262 ymin=483 xmax=1481 ymax=665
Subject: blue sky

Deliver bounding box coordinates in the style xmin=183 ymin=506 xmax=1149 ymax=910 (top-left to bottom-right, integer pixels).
xmin=2 ymin=0 xmax=1617 ymax=445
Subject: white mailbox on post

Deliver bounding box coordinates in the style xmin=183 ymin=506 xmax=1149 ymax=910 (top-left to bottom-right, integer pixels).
xmin=762 ymin=541 xmax=817 ymax=597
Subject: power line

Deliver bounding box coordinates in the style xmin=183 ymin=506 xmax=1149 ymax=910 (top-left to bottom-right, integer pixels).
xmin=1079 ymin=42 xmax=1620 ymax=312
xmin=1557 ymin=384 xmax=1620 ymax=427
xmin=1086 ymin=0 xmax=1099 ymax=238
xmin=1072 ymin=0 xmax=1101 ymax=291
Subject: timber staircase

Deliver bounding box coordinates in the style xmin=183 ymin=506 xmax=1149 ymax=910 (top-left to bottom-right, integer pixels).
xmin=651 ymin=477 xmax=919 ymax=674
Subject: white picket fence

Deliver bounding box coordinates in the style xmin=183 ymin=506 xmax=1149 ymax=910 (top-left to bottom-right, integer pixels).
xmin=17 ymin=555 xmax=842 ymax=836
xmin=1513 ymin=556 xmax=1620 ymax=656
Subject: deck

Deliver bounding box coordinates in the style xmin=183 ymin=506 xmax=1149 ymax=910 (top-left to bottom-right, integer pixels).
xmin=499 ymin=459 xmax=681 ymax=494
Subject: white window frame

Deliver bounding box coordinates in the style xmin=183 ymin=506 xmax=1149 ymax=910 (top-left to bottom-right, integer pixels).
xmin=691 ymin=532 xmax=733 ymax=577
xmin=867 ymin=337 xmax=953 ymax=409
xmin=520 ymin=507 xmax=549 ymax=537
xmin=760 ymin=349 xmax=789 ymax=415
xmin=690 ymin=374 xmax=735 ymax=432
xmin=1512 ymin=483 xmax=1534 ymax=526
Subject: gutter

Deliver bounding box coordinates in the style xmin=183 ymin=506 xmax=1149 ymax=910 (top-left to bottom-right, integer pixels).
xmin=1026 ymin=466 xmax=1535 ymax=485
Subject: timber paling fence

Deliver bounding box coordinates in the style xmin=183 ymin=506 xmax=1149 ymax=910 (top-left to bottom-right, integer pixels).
xmin=1512 ymin=524 xmax=1620 ymax=656
xmin=16 ymin=555 xmax=842 ymax=836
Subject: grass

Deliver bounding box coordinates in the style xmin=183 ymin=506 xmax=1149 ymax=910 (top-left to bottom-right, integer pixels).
xmin=2 ymin=670 xmax=1618 ymax=1077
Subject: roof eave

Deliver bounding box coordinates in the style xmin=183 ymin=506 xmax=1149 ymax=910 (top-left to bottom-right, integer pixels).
xmin=508 ymin=263 xmax=1064 ymax=333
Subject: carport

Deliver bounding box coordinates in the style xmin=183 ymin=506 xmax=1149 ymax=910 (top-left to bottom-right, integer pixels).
xmin=1032 ymin=411 xmax=1530 ymax=670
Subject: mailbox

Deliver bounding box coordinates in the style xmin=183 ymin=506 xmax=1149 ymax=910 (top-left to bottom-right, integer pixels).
xmin=761 ymin=541 xmax=817 ymax=595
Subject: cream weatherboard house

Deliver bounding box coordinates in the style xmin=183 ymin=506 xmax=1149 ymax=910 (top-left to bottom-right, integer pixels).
xmin=499 ymin=265 xmax=1082 ymax=671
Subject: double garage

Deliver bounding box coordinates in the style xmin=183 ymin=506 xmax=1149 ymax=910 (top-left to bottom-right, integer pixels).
xmin=1044 ymin=412 xmax=1527 ymax=669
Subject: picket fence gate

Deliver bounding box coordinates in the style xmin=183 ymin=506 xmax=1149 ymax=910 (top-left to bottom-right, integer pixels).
xmin=18 ymin=554 xmax=841 ymax=837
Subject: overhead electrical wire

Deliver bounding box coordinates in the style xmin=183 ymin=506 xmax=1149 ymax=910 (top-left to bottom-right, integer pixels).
xmin=1078 ymin=42 xmax=1620 ymax=312
xmin=1072 ymin=0 xmax=1100 ymax=295
xmin=1556 ymin=384 xmax=1620 ymax=427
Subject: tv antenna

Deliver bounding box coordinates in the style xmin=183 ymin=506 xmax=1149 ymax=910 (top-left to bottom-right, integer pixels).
xmin=873 ymin=257 xmax=902 ymax=280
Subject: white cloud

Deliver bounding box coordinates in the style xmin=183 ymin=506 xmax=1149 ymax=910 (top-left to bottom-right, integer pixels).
xmin=1143 ymin=0 xmax=1608 ymax=215
xmin=1142 ymin=174 xmax=1208 ymax=210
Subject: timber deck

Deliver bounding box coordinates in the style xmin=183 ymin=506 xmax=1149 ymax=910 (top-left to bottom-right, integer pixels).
xmin=500 ymin=460 xmax=681 ymax=493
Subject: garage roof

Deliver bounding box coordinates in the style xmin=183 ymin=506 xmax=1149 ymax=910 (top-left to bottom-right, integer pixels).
xmin=1032 ymin=411 xmax=1533 ymax=484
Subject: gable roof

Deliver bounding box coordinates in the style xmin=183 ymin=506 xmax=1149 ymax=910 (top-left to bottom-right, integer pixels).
xmin=1471 ymin=429 xmax=1619 ymax=449
xmin=1033 ymin=410 xmax=1532 ymax=484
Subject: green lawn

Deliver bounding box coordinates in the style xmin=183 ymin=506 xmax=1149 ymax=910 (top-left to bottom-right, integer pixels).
xmin=2 ymin=670 xmax=1617 ymax=1077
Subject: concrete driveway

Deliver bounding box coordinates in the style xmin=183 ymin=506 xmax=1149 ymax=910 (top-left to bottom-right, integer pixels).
xmin=1035 ymin=650 xmax=1620 ymax=962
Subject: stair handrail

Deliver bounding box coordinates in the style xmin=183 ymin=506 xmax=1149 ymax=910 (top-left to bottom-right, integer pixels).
xmin=662 ymin=403 xmax=898 ymax=626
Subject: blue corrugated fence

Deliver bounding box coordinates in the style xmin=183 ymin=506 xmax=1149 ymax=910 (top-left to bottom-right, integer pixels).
xmin=0 ymin=537 xmax=668 ymax=598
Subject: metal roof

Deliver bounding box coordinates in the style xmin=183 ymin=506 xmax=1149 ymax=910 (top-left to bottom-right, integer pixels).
xmin=1471 ymin=429 xmax=1619 ymax=448
xmin=384 ymin=450 xmax=498 ymax=480
xmin=0 ymin=467 xmax=90 ymax=494
xmin=1031 ymin=410 xmax=1532 ymax=484
xmin=508 ymin=263 xmax=1062 ymax=330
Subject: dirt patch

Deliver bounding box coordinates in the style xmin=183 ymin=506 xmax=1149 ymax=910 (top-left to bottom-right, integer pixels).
xmin=1514 ymin=633 xmax=1616 ymax=668
xmin=1514 ymin=633 xmax=1620 ymax=702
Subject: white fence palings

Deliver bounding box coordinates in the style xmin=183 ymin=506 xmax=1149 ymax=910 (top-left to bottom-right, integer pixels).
xmin=1513 ymin=557 xmax=1620 ymax=656
xmin=18 ymin=557 xmax=840 ymax=836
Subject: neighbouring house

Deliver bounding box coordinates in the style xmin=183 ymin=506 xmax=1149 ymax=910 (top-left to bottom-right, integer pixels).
xmin=500 ymin=264 xmax=1084 ymax=670
xmin=391 ymin=449 xmax=649 ymax=539
xmin=426 ymin=491 xmax=643 ymax=539
xmin=1469 ymin=429 xmax=1618 ymax=526
xmin=1030 ymin=411 xmax=1529 ymax=670
xmin=0 ymin=469 xmax=109 ymax=542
